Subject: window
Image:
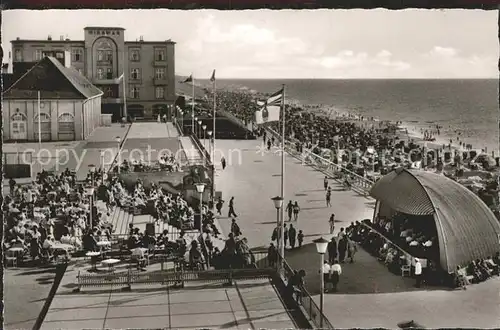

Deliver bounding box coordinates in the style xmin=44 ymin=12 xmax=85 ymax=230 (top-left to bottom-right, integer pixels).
xmin=97 ymin=68 xmax=104 ymax=79
xmin=34 ymin=50 xmax=43 ymax=61
xmin=72 ymin=48 xmax=83 ymax=62
xmin=104 ymin=87 xmax=113 ymax=98
xmin=130 ymin=68 xmax=140 ymax=80
xmin=106 ymin=68 xmax=113 ymax=79
xmin=56 ymin=52 xmax=64 ymax=59
xmin=155 ymin=87 xmax=165 ymax=99
xmin=155 ymin=49 xmax=166 ymax=61
xmin=97 ymin=50 xmax=104 ymax=61
xmin=155 ymin=68 xmax=165 ymax=80
xmin=105 ymin=50 xmax=112 ymax=61
xmin=130 ymin=86 xmax=140 ymax=99
xmin=130 ymin=49 xmax=140 ymax=61
xmin=14 ymin=49 xmax=22 ymax=61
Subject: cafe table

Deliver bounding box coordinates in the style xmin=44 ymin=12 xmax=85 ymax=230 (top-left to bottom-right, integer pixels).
xmin=101 ymin=258 xmax=120 ymax=272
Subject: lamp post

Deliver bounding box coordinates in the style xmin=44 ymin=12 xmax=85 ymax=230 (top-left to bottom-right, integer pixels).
xmin=313 ymin=236 xmax=329 ymax=329
xmin=195 ymin=183 xmax=206 ymax=233
xmin=179 ymin=110 xmax=184 ymax=135
xmin=271 ymin=196 xmax=284 ymax=270
xmin=198 ymin=120 xmax=202 ymax=139
xmin=202 ymin=124 xmax=207 ymax=149
xmin=194 ymin=117 xmax=198 ymax=136
xmin=191 ymin=114 xmax=195 ymax=135
xmin=99 ymin=149 xmax=105 ymax=172
xmin=115 ymin=136 xmax=121 ymax=174
xmin=85 ymin=186 xmax=95 ymax=229
xmin=207 ymin=130 xmax=213 ymax=162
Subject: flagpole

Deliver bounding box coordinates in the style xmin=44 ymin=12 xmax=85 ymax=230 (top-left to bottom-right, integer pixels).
xmin=37 ymin=91 xmax=41 ymax=147
xmin=191 ymin=74 xmax=195 ymax=135
xmin=280 ymin=84 xmax=286 ymax=269
xmin=212 ymin=73 xmax=216 ymax=204
xmin=122 ymin=51 xmax=127 ymax=120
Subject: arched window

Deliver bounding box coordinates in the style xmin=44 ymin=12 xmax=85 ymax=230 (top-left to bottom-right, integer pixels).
xmin=11 ymin=112 xmax=27 ymax=122
xmin=58 ymin=113 xmax=75 ymax=122
xmin=34 ymin=112 xmax=51 ymax=122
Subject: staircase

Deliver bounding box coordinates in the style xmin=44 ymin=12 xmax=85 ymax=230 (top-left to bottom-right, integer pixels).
xmin=95 ymin=200 xmax=134 ymax=237
xmin=179 ymin=136 xmax=204 ymax=165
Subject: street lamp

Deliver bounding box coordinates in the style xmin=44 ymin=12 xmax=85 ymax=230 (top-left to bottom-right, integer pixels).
xmin=85 ymin=186 xmax=95 ymax=229
xmin=195 ymin=183 xmax=206 ymax=233
xmin=313 ymin=236 xmax=329 ymax=329
xmin=99 ymin=149 xmax=105 ymax=172
xmin=191 ymin=113 xmax=195 ymax=135
xmin=194 ymin=117 xmax=198 ymax=136
xmin=115 ymin=136 xmax=121 ymax=174
xmin=88 ymin=164 xmax=96 ymax=187
xmin=197 ymin=120 xmax=202 ymax=139
xmin=271 ymin=196 xmax=284 ymax=269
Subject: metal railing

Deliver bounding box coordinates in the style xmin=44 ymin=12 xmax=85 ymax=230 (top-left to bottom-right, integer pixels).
xmin=266 ymin=127 xmax=374 ymax=196
xmin=189 ymin=134 xmax=211 ymax=166
xmin=280 ymin=255 xmax=335 ymax=329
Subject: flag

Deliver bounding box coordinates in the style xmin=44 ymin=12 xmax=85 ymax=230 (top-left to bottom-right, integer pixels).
xmin=210 ymin=70 xmax=216 ymax=82
xmin=182 ymin=75 xmax=193 ymax=83
xmin=255 ymin=88 xmax=283 ymax=124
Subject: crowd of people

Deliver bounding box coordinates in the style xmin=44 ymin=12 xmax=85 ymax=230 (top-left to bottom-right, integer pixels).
xmin=116 ymin=154 xmax=182 ymax=173
xmin=4 ymin=168 xmax=109 ymax=266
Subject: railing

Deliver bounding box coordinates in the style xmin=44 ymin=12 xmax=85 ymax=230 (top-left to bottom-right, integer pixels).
xmin=190 ymin=134 xmax=212 ymax=166
xmin=265 ymin=127 xmax=374 ymax=196
xmin=76 ymin=267 xmax=274 ymax=291
xmin=279 ymin=255 xmax=334 ymax=329
xmin=174 ymin=118 xmax=184 ymax=136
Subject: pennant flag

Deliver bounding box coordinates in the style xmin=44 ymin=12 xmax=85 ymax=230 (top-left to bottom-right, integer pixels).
xmin=210 ymin=70 xmax=216 ymax=82
xmin=255 ymin=88 xmax=283 ymax=124
xmin=182 ymin=74 xmax=193 ymax=83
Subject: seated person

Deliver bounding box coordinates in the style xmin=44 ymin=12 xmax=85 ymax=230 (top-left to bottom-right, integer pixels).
xmin=476 ymin=259 xmax=492 ymax=279
xmin=132 ymin=246 xmax=147 ymax=270
xmin=484 ymin=256 xmax=499 ymax=275
xmin=188 ymin=241 xmax=204 ymax=269
xmin=454 ymin=265 xmax=469 ymax=289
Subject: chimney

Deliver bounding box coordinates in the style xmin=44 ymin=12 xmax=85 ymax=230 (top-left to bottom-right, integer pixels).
xmin=139 ymin=36 xmax=144 ymax=42
xmin=16 ymin=37 xmax=20 ymax=40
xmin=60 ymin=35 xmax=64 ymax=41
xmin=48 ymin=35 xmax=52 ymax=41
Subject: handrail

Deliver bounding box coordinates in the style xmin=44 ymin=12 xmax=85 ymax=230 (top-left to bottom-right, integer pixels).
xmin=190 ymin=134 xmax=212 ymax=166
xmin=265 ymin=127 xmax=374 ymax=196
xmin=280 ymin=255 xmax=335 ymax=329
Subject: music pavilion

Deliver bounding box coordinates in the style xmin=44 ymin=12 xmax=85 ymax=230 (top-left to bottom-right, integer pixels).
xmin=370 ymin=168 xmax=500 ymax=273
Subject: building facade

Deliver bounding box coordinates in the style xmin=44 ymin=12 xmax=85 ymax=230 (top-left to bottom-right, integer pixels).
xmin=11 ymin=27 xmax=176 ymax=121
xmin=2 ymin=56 xmax=102 ymax=142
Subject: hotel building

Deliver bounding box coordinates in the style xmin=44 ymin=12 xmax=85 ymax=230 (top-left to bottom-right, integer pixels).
xmin=11 ymin=26 xmax=176 ymax=121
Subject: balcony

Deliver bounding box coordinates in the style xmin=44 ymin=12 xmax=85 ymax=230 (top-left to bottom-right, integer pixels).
xmin=93 ymin=75 xmax=123 ymax=85
xmin=153 ymin=78 xmax=168 ymax=86
xmin=102 ymin=98 xmax=123 ymax=104
xmin=152 ymin=59 xmax=167 ymax=67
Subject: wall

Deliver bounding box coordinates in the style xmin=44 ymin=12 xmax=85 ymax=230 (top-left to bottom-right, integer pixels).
xmin=81 ymin=96 xmax=102 ymax=139
xmin=2 ymin=98 xmax=86 ymax=141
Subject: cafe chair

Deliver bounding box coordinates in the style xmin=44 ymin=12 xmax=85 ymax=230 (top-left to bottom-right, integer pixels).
xmin=401 ymin=264 xmax=411 ymax=277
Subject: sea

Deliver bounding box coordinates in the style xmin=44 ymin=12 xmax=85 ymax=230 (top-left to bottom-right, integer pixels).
xmin=202 ymin=79 xmax=499 ymax=154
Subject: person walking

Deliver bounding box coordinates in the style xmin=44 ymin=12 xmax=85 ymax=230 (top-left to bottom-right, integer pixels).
xmin=322 ymin=261 xmax=331 ymax=293
xmin=414 ymin=258 xmax=423 ymax=288
xmin=297 ymin=230 xmax=304 ymax=248
xmin=338 ymin=236 xmax=348 ymax=263
xmin=330 ymin=261 xmax=342 ymax=292
xmin=268 ymin=243 xmax=278 ymax=268
xmin=327 ymin=237 xmax=337 ymax=264
xmin=283 ymin=224 xmax=289 ymax=249
xmin=216 ymin=197 xmax=224 ymax=215
xmin=347 ymin=238 xmax=357 ymax=263
xmin=228 ymin=197 xmax=237 ymax=218
xmin=329 ymin=214 xmax=335 ymax=234
xmin=323 ymin=176 xmax=329 ymax=191
xmin=230 ymin=219 xmax=242 ymax=237
xmin=221 ymin=157 xmax=227 ymax=170
xmin=267 ymin=140 xmax=272 ymax=150
xmin=285 ymin=201 xmax=293 ymax=221
xmin=292 ymin=201 xmax=301 ymax=221
xmin=326 ymin=187 xmax=332 ymax=207
xmin=288 ymin=224 xmax=297 ymax=249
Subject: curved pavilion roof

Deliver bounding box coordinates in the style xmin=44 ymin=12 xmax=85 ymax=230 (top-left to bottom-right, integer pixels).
xmin=370 ymin=168 xmax=500 ymax=273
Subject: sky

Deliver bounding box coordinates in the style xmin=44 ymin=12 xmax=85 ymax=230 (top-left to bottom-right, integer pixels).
xmin=2 ymin=9 xmax=498 ymax=79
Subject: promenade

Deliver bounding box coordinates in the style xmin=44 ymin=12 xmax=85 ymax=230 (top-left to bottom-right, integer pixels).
xmin=41 ymin=261 xmax=297 ymax=330
xmin=212 ymin=139 xmax=500 ymax=329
